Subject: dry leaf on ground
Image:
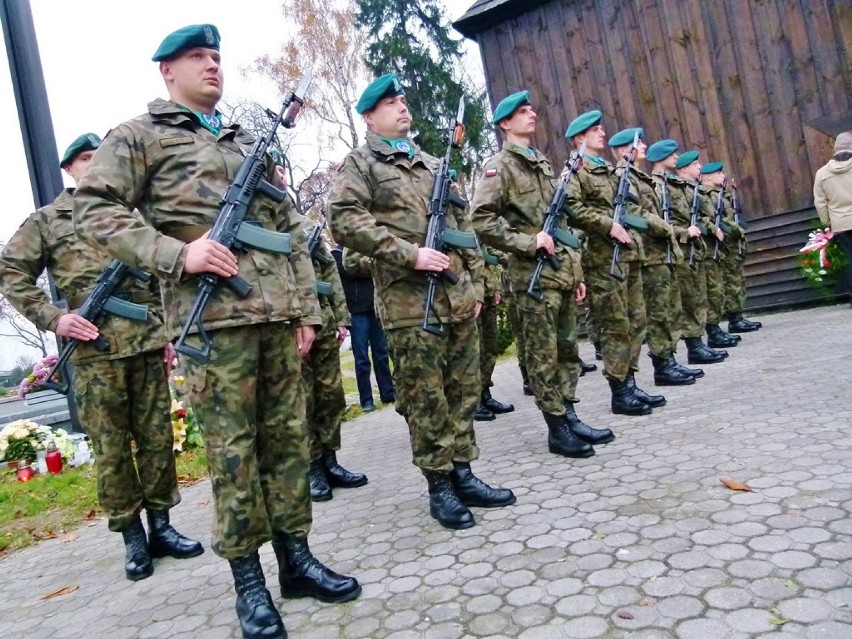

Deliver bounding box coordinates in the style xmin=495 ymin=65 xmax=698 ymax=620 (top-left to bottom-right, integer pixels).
xmin=61 ymin=534 xmax=77 ymax=543
xmin=41 ymin=585 xmax=79 ymax=600
xmin=719 ymin=477 xmax=754 ymax=492
xmin=616 ymin=610 xmax=635 ymax=619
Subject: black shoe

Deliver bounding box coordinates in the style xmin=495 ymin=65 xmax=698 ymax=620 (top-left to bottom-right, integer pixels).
xmin=650 ymin=354 xmax=695 ymax=386
xmin=361 ymin=401 xmax=375 ymax=413
xmin=672 ymin=354 xmax=704 ymax=378
xmin=608 ymin=378 xmax=652 ymax=416
xmin=474 ymin=403 xmax=496 ymax=421
xmin=147 ymin=510 xmax=204 ymax=559
xmin=706 ymin=324 xmax=739 ymax=348
xmin=121 ymin=516 xmax=153 ymax=581
xmin=727 ymin=312 xmax=761 ymax=332
xmin=580 ymin=359 xmax=597 ymax=376
xmin=543 ymin=411 xmax=595 ymax=458
xmin=593 ymin=341 xmax=602 ymax=360
xmin=380 ymin=393 xmax=395 ymax=404
xmin=451 ymin=462 xmax=516 ymax=508
xmin=522 ymin=382 xmax=534 ymax=396
xmin=564 ymin=404 xmax=614 ymax=445
xmin=625 ymin=373 xmax=666 ymax=407
xmin=273 ymin=534 xmax=361 ymax=603
xmin=230 ymin=553 xmax=286 ymax=639
xmin=685 ymin=337 xmax=725 ymax=364
xmin=321 ymin=451 xmax=367 ymax=489
xmin=425 ymin=471 xmax=476 ymax=529
xmin=482 ymin=389 xmax=514 ymax=414
xmin=309 ymin=460 xmax=333 ymax=502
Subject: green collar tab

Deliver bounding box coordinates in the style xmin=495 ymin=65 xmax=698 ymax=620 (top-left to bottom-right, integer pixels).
xmin=380 ymin=137 xmax=414 ymax=158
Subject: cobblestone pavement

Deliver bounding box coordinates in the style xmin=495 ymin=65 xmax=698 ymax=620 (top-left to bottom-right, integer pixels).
xmin=2 ymin=305 xmax=851 ymax=639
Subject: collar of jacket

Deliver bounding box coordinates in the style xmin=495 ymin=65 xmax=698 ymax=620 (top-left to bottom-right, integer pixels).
xmin=147 ymin=98 xmax=239 ymax=140
xmin=502 ymin=141 xmax=547 ymax=167
xmin=583 ymin=154 xmax=611 ymax=172
xmin=366 ymin=130 xmax=421 ymax=163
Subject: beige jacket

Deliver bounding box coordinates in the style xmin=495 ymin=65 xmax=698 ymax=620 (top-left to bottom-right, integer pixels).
xmin=814 ymin=155 xmax=852 ymax=234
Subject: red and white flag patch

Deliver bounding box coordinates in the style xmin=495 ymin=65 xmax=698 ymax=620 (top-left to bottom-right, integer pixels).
xmin=485 ymin=168 xmax=498 ymax=177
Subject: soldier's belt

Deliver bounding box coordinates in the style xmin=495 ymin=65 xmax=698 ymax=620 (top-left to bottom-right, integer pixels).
xmin=441 ymin=228 xmax=478 ymax=250
xmin=169 ymin=223 xmax=292 ymax=254
xmin=552 ymin=228 xmax=581 ymax=249
xmin=315 ymin=280 xmax=334 ymax=296
xmin=621 ymin=214 xmax=649 ymax=231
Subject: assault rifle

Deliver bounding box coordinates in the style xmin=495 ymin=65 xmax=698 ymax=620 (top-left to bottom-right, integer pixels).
xmin=687 ymin=182 xmax=702 ymax=268
xmin=307 ymin=219 xmax=335 ymax=296
xmin=43 ymin=259 xmax=151 ymax=394
xmin=174 ymin=71 xmax=313 ymax=361
xmin=730 ymin=178 xmax=747 ymax=256
xmin=609 ymin=129 xmax=641 ymax=281
xmin=659 ymin=173 xmax=673 ymax=266
xmin=526 ymin=139 xmax=585 ymax=301
xmin=421 ymin=96 xmax=478 ymax=336
xmin=712 ymin=178 xmax=728 ymax=262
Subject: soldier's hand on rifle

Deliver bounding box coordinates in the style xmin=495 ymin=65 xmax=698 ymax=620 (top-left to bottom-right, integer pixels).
xmin=336 ymin=325 xmax=349 ymax=345
xmin=535 ymin=231 xmax=555 ymax=254
xmin=575 ymin=282 xmax=586 ymax=302
xmin=183 ymin=232 xmax=239 ymax=277
xmin=715 ymin=228 xmax=725 ymax=242
xmin=609 ymin=222 xmax=632 ymax=245
xmin=296 ymin=325 xmax=316 ymax=357
xmin=55 ymin=313 xmax=99 ymax=341
xmin=687 ymin=225 xmax=701 ymax=238
xmin=414 ymin=247 xmax=451 ymax=272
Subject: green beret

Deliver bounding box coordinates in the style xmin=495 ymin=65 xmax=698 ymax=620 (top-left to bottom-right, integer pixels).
xmin=356 ymin=73 xmax=404 ymax=115
xmin=700 ymin=161 xmax=723 ymax=174
xmin=60 ymin=133 xmax=101 ymax=167
xmin=608 ymin=127 xmax=644 ymax=147
xmin=646 ymin=139 xmax=678 ymax=163
xmin=152 ymin=24 xmax=220 ymax=62
xmin=268 ymin=148 xmax=285 ymax=167
xmin=676 ymin=150 xmax=700 ymax=169
xmin=565 ymin=109 xmax=602 ymax=138
xmin=492 ymin=90 xmax=530 ymax=125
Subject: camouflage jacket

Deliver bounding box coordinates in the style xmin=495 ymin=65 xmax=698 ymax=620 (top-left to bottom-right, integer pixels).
xmin=722 ymin=191 xmax=747 ymax=254
xmin=327 ymin=132 xmax=484 ymax=330
xmin=667 ymin=175 xmax=708 ymax=259
xmin=625 ymin=165 xmax=682 ymax=266
xmin=72 ymin=98 xmax=321 ymax=338
xmin=0 ymin=189 xmax=167 ymax=364
xmin=567 ymin=156 xmax=643 ymax=270
xmin=479 ymin=246 xmax=505 ymax=298
xmin=295 ymin=214 xmax=351 ymax=327
xmin=470 ymin=144 xmax=582 ymax=294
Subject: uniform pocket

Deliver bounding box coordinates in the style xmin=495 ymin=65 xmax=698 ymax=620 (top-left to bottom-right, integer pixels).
xmin=159 ymin=136 xmax=194 ymax=148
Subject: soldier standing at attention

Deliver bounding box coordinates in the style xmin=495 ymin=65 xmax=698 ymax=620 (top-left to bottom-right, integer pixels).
xmin=722 ymin=181 xmax=762 ymax=331
xmin=471 ymin=91 xmax=613 ymax=458
xmin=73 ymin=25 xmax=359 ymax=639
xmin=607 ymin=129 xmax=695 ymax=387
xmin=565 ymin=111 xmax=661 ymax=416
xmin=0 ymin=134 xmax=203 ymax=582
xmin=328 ymin=73 xmax=515 ymax=530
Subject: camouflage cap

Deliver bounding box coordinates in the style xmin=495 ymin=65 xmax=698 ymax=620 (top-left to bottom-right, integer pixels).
xmin=646 ymin=139 xmax=678 ymax=163
xmin=492 ymin=90 xmax=530 ymax=125
xmin=565 ymin=109 xmax=602 ymax=138
xmin=608 ymin=127 xmax=644 ymax=147
xmin=60 ymin=133 xmax=102 ymax=167
xmin=356 ymin=73 xmax=405 ymax=115
xmin=699 ymin=161 xmax=723 ymax=174
xmin=152 ymin=24 xmax=221 ymax=62
xmin=676 ymin=150 xmax=700 ymax=169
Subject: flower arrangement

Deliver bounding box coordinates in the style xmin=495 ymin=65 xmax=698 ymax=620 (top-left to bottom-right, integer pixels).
xmin=0 ymin=419 xmax=52 ymax=462
xmin=18 ymin=354 xmax=59 ymax=398
xmin=170 ymin=375 xmax=203 ymax=453
xmin=799 ymin=228 xmax=848 ymax=293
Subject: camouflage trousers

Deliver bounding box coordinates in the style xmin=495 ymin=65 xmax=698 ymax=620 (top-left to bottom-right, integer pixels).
xmin=722 ymin=251 xmax=747 ymax=314
xmin=584 ymin=289 xmax=601 ymax=344
xmin=705 ymin=258 xmax=726 ymax=324
xmin=73 ymin=351 xmax=179 ymax=532
xmin=642 ymin=263 xmax=679 ymax=357
xmin=477 ymin=297 xmax=500 ymax=391
xmin=386 ymin=316 xmax=480 ymax=472
xmin=517 ymin=287 xmax=580 ymax=415
xmin=586 ymin=262 xmax=646 ymax=382
xmin=302 ymin=306 xmax=346 ymax=461
xmin=183 ymin=323 xmax=311 ymax=559
xmin=504 ymin=290 xmax=526 ymax=370
xmin=676 ymin=261 xmax=708 ymax=338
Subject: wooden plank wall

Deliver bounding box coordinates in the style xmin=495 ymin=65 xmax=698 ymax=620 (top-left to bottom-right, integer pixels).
xmin=472 ymin=0 xmax=851 ymax=310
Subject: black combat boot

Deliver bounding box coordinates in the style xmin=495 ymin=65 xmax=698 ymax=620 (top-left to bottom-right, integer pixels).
xmin=543 ymin=411 xmax=595 ymax=458
xmin=706 ymin=324 xmax=739 ymax=348
xmin=482 ymin=388 xmax=515 ymax=414
xmin=608 ymin=378 xmax=652 ymax=416
xmin=424 ymin=471 xmax=476 ymax=529
xmin=229 ymin=552 xmax=287 ymax=639
xmin=450 ymin=462 xmax=516 ymax=508
xmin=273 ymin=534 xmax=361 ymax=603
xmin=593 ymin=340 xmax=602 ymax=360
xmin=121 ymin=515 xmax=153 ymax=581
xmin=520 ymin=366 xmax=533 ymax=396
xmin=308 ymin=459 xmax=332 ymax=502
xmin=727 ymin=312 xmax=761 ymax=332
xmin=625 ymin=372 xmax=666 ymax=407
xmin=671 ymin=354 xmax=704 ymax=378
xmin=650 ymin=354 xmax=695 ymax=386
xmin=685 ymin=337 xmax=726 ymax=364
xmin=320 ymin=451 xmax=367 ymax=489
xmin=147 ymin=510 xmax=204 ymax=559
xmin=580 ymin=359 xmax=598 ymax=376
xmin=474 ymin=403 xmax=496 ymax=421
xmin=564 ymin=404 xmax=614 ymax=445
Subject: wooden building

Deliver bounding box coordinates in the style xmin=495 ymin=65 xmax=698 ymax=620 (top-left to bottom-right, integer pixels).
xmin=454 ymin=0 xmax=852 ymax=310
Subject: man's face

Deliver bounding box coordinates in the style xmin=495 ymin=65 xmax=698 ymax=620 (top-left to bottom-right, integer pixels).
xmin=575 ymin=124 xmax=606 ymax=153
xmin=500 ymin=104 xmax=537 ymax=137
xmin=659 ymin=153 xmax=678 ymax=172
xmin=679 ymin=160 xmax=701 ymax=181
xmin=160 ymin=47 xmax=223 ymax=109
xmin=364 ymin=95 xmax=411 ymax=138
xmin=703 ymin=171 xmax=725 ymax=187
xmin=63 ymin=149 xmax=97 ymax=184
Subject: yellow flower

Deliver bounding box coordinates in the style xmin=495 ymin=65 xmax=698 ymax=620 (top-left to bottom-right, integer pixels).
xmin=172 ymin=375 xmax=186 ymax=387
xmin=172 ymin=418 xmax=187 ymax=452
xmin=171 ymin=398 xmax=183 ymax=413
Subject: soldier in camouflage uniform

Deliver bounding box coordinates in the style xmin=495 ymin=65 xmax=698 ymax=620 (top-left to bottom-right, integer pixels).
xmin=0 ymin=133 xmax=203 ymax=582
xmin=501 ymin=260 xmax=532 ymax=394
xmin=722 ymin=181 xmax=762 ymax=332
xmin=669 ymin=150 xmax=728 ymax=365
xmin=608 ymin=130 xmax=694 ymax=387
xmin=472 ymin=92 xmax=613 ymax=458
xmin=72 ymin=25 xmax=359 ymax=639
xmin=327 ymin=73 xmax=515 ymax=531
xmin=565 ymin=111 xmax=661 ymax=416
